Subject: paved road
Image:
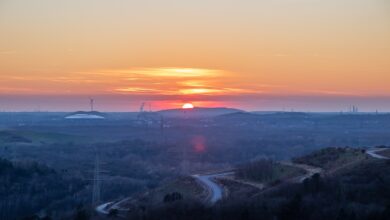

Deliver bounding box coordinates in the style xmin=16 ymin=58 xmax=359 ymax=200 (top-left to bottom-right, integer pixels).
xmin=193 ymin=162 xmax=324 ymax=204
xmin=366 ymin=148 xmax=389 ymax=160
xmin=95 ymin=202 xmax=113 ymax=215
xmin=96 ymin=172 xmax=233 ymax=215
xmin=97 ymin=171 xmax=233 ymax=215
xmin=95 ymin=198 xmax=130 ymax=216
xmin=281 ymin=162 xmax=323 ymax=183
xmin=192 ymin=172 xmax=234 ymax=204
xmin=97 ymin=147 xmax=390 ymax=214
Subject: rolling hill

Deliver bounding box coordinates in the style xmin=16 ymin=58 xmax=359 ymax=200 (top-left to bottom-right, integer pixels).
xmin=158 ymin=107 xmax=244 ymax=118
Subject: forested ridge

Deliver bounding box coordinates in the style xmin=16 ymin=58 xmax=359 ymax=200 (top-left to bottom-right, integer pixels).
xmin=0 ymin=158 xmax=87 ymax=219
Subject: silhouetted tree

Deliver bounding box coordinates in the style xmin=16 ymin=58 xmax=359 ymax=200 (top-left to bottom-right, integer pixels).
xmin=278 ymin=194 xmax=304 ymax=220
xmin=163 ymin=192 xmax=183 ymax=203
xmin=109 ymin=209 xmax=118 ymax=217
xmin=74 ymin=207 xmax=90 ymax=220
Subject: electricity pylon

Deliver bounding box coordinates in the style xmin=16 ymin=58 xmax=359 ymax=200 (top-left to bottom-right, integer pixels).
xmin=92 ymin=152 xmax=103 ymax=206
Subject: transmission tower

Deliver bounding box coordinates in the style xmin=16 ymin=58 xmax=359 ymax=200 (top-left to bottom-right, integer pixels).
xmin=140 ymin=102 xmax=145 ymax=113
xmin=181 ymin=145 xmax=189 ymax=174
xmin=90 ymin=98 xmax=94 ymax=112
xmin=92 ymin=153 xmax=102 ymax=205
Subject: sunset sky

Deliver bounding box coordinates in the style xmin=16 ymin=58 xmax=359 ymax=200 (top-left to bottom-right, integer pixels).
xmin=1 ymin=0 xmax=389 ymax=111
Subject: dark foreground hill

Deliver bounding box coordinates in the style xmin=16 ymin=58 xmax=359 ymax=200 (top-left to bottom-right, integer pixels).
xmin=124 ymin=148 xmax=390 ymax=220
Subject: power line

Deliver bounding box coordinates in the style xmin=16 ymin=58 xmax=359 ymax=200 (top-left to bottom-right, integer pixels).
xmin=92 ymin=152 xmax=104 ymax=206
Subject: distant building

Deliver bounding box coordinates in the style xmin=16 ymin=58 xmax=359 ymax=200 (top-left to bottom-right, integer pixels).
xmin=65 ymin=111 xmax=105 ymax=119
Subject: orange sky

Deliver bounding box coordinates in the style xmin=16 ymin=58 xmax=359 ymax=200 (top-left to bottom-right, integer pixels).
xmin=0 ymin=0 xmax=389 ymax=111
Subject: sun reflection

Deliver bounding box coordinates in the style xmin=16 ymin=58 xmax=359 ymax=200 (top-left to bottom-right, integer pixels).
xmin=191 ymin=135 xmax=206 ymax=153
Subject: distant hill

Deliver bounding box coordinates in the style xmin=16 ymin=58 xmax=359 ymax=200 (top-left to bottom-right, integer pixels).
xmin=219 ymin=111 xmax=309 ymax=118
xmin=214 ymin=112 xmax=261 ymax=123
xmin=217 ymin=111 xmax=258 ymax=119
xmin=214 ymin=111 xmax=311 ymax=124
xmin=251 ymin=111 xmax=285 ymax=115
xmin=158 ymin=107 xmax=244 ymax=118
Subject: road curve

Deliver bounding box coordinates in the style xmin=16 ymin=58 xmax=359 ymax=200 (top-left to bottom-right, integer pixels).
xmin=95 ymin=172 xmax=233 ymax=214
xmin=95 ymin=202 xmax=113 ymax=215
xmin=97 ymin=147 xmax=389 ymax=214
xmin=366 ymin=148 xmax=389 ymax=160
xmin=95 ymin=198 xmax=131 ymax=216
xmin=192 ymin=172 xmax=234 ymax=204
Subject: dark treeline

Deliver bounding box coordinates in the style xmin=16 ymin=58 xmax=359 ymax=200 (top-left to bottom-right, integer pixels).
xmin=235 ymin=159 xmax=276 ymax=182
xmin=0 ymin=158 xmax=88 ymax=219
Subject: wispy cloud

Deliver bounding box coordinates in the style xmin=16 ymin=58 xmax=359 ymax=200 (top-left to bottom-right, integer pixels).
xmin=298 ymin=89 xmax=367 ymax=97
xmin=75 ymin=67 xmax=248 ymax=96
xmin=0 ymin=67 xmax=289 ymax=97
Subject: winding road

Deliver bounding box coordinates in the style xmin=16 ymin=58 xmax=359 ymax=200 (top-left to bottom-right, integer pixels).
xmin=191 ymin=162 xmax=324 ymax=205
xmin=96 ymin=172 xmax=234 ymax=215
xmin=280 ymin=162 xmax=323 ymax=183
xmin=192 ymin=172 xmax=234 ymax=204
xmin=366 ymin=148 xmax=389 ymax=160
xmin=97 ymin=147 xmax=390 ymax=215
xmin=95 ymin=202 xmax=112 ymax=215
xmin=95 ymin=198 xmax=131 ymax=216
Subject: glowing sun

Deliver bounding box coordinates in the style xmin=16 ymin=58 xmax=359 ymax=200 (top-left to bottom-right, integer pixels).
xmin=182 ymin=103 xmax=194 ymax=109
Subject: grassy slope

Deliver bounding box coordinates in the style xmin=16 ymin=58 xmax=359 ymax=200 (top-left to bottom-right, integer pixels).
xmin=217 ymin=178 xmax=260 ymax=200
xmin=271 ymin=164 xmax=306 ymax=183
xmin=378 ymin=148 xmax=390 ymax=158
xmin=126 ymin=177 xmax=207 ymax=207
xmin=236 ymin=161 xmax=306 ymax=184
xmin=292 ymin=147 xmax=367 ymax=171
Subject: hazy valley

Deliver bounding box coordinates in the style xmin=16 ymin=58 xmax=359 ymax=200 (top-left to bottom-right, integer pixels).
xmin=1 ymin=110 xmax=390 ymax=219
